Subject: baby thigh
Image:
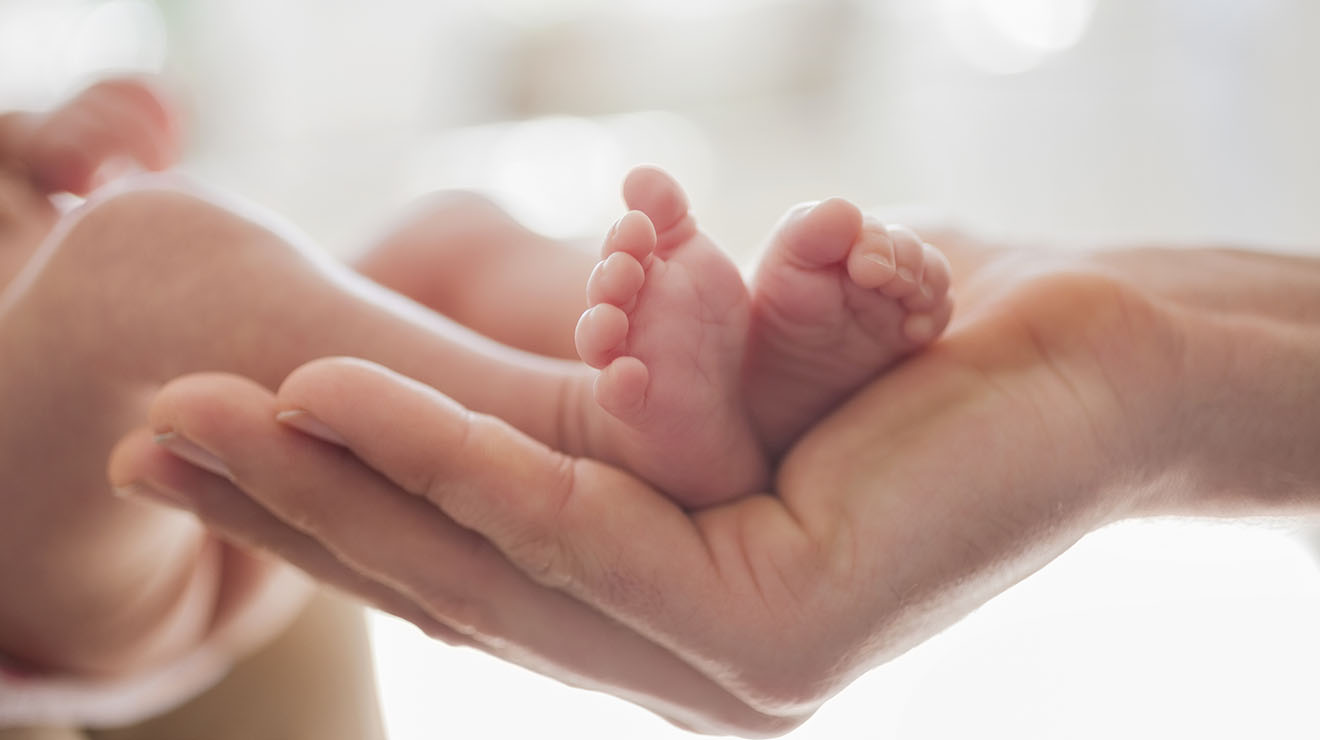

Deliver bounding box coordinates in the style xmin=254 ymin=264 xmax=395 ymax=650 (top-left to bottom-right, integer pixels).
xmin=0 ymin=181 xmax=319 ymax=677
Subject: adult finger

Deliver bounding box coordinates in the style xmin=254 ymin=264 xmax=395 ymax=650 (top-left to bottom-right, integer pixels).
xmin=108 ymin=426 xmax=470 ymax=648
xmin=273 ymin=358 xmax=828 ymax=714
xmin=277 ymin=359 xmax=721 ymax=625
xmin=124 ymin=371 xmax=801 ymax=736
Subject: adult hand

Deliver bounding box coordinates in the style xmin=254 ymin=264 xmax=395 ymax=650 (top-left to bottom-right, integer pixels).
xmin=108 ymin=234 xmax=1320 ymax=735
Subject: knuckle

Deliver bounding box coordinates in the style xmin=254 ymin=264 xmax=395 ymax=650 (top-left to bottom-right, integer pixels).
xmin=502 ymin=526 xmax=574 ymax=589
xmin=502 ymin=454 xmax=582 ymax=590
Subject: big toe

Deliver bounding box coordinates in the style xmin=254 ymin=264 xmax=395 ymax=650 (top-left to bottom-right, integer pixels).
xmin=622 ymin=165 xmax=692 ymax=240
xmin=771 ymin=197 xmax=864 ymax=268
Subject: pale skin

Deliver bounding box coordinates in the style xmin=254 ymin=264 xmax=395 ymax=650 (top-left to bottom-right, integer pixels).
xmin=574 ymin=166 xmax=953 ymax=502
xmin=0 ymin=171 xmax=613 ymax=677
xmin=0 ymin=82 xmax=949 ymax=733
xmin=0 ymin=78 xmax=387 ymax=739
xmin=109 ymin=224 xmax=1320 ymax=735
xmin=0 ymin=79 xmax=640 ymax=736
xmin=0 ymin=77 xmax=203 ymax=679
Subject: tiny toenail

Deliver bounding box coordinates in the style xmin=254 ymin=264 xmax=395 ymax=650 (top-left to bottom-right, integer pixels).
xmin=897 ymin=267 xmax=916 ymax=283
xmin=919 ymin=282 xmax=933 ymax=299
xmin=864 ymin=253 xmax=892 ymax=269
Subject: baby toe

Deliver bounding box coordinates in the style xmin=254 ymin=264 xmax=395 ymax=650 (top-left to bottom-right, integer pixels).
xmin=575 ymin=304 xmax=630 ymax=369
xmin=903 ymin=298 xmax=954 ymax=345
xmin=587 ymin=251 xmax=646 ymax=309
xmin=622 ymin=165 xmax=690 ymax=233
xmin=594 ymin=356 xmax=650 ymax=421
xmin=902 ymin=242 xmax=953 ymax=312
xmin=878 ymin=224 xmax=926 ymax=300
xmin=772 ymin=197 xmax=863 ymax=269
xmin=601 ymin=210 xmax=657 ymax=261
xmin=844 ymin=223 xmax=898 ymax=289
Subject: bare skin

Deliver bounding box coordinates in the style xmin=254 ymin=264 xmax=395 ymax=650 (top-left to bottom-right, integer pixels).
xmin=0 ymin=177 xmax=600 ymax=675
xmin=0 ymin=78 xmax=177 ymax=302
xmin=107 ymin=229 xmax=1320 ymax=735
xmin=6 ymin=128 xmax=944 ymax=712
xmin=575 ymin=167 xmax=952 ymax=504
xmin=354 ymin=190 xmax=594 ymax=360
xmin=0 ymin=79 xmax=196 ymax=679
xmin=0 ymin=79 xmax=390 ymax=738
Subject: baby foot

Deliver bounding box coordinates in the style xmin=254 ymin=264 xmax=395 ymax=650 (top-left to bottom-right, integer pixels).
xmin=575 ymin=166 xmax=767 ymax=507
xmin=745 ymin=199 xmax=954 ymax=451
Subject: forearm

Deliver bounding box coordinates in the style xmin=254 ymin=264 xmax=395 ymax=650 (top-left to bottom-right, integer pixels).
xmin=1092 ymin=247 xmax=1320 ymax=514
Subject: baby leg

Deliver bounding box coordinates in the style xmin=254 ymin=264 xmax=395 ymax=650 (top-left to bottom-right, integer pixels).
xmin=355 ymin=192 xmax=595 ymax=359
xmin=0 ymin=181 xmax=589 ymax=676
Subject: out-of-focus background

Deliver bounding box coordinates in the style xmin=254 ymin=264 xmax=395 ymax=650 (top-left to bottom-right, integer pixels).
xmin=3 ymin=0 xmax=1318 ymax=737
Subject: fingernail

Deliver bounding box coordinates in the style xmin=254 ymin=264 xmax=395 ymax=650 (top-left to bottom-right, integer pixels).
xmin=114 ymin=481 xmax=189 ymax=510
xmin=276 ymin=409 xmax=348 ymax=446
xmin=154 ymin=431 xmax=232 ymax=479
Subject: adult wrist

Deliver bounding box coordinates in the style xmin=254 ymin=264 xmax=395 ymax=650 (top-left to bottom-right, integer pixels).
xmin=1161 ymin=313 xmax=1320 ymax=514
xmin=1100 ymin=247 xmax=1320 ymax=515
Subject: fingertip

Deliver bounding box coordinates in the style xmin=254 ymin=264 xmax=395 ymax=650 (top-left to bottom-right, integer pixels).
xmin=106 ymin=426 xmax=162 ymax=489
xmin=277 ymin=356 xmax=379 ymax=402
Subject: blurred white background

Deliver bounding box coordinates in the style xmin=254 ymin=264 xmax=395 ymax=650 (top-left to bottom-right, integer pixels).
xmin=2 ymin=0 xmax=1318 ymax=737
